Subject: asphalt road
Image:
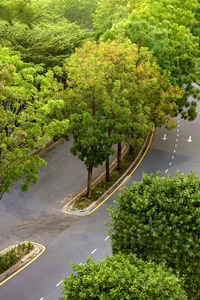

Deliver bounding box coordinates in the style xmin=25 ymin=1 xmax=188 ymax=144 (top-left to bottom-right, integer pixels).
xmin=0 ymin=93 xmax=200 ymax=299
xmin=0 ymin=136 xmax=119 ymax=251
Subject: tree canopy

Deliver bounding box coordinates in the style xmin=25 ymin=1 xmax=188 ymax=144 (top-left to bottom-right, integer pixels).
xmin=101 ymin=0 xmax=200 ymax=120
xmin=60 ymin=254 xmax=187 ymax=300
xmin=0 ymin=47 xmax=68 ymax=199
xmin=62 ymin=39 xmax=182 ymax=197
xmin=0 ymin=18 xmax=90 ymax=68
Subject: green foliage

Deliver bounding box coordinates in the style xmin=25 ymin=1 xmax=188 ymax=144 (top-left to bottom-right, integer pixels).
xmin=0 ymin=0 xmax=42 ymax=26
xmin=60 ymin=254 xmax=187 ymax=299
xmin=69 ymin=112 xmax=112 ymax=169
xmin=93 ymin=0 xmax=129 ymax=38
xmin=62 ymin=39 xmax=183 ymax=197
xmin=0 ymin=242 xmax=34 ymax=274
xmin=56 ymin=0 xmax=98 ymax=29
xmin=0 ymin=47 xmax=68 ymax=199
xmin=0 ymin=18 xmax=90 ymax=67
xmin=108 ymin=172 xmax=200 ymax=298
xmin=101 ymin=0 xmax=200 ymax=120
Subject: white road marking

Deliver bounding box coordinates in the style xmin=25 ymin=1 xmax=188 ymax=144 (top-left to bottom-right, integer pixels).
xmin=177 ymin=133 xmax=179 ymax=137
xmin=175 ymin=144 xmax=177 ymax=148
xmin=91 ymin=249 xmax=97 ymax=255
xmin=56 ymin=280 xmax=63 ymax=287
xmin=162 ymin=134 xmax=167 ymax=141
xmin=172 ymin=155 xmax=174 ymax=159
xmin=176 ymin=138 xmax=178 ymax=142
xmin=169 ymin=162 xmax=172 ymax=166
xmin=165 ymin=169 xmax=168 ymax=173
xmin=105 ymin=236 xmax=110 ymax=241
xmin=174 ymin=149 xmax=176 ymax=153
xmin=40 ymin=298 xmax=44 ymax=300
xmin=187 ymin=136 xmax=193 ymax=143
xmin=177 ymin=128 xmax=179 ymax=132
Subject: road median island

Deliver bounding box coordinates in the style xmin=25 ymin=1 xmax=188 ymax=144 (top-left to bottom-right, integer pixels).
xmin=63 ymin=130 xmax=154 ymax=216
xmin=0 ymin=241 xmax=45 ymax=287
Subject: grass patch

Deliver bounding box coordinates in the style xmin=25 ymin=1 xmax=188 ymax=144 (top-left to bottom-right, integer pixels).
xmin=72 ymin=150 xmax=140 ymax=210
xmin=0 ymin=242 xmax=34 ymax=275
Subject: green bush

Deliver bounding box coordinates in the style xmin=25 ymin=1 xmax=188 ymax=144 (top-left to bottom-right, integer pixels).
xmin=60 ymin=254 xmax=186 ymax=299
xmin=0 ymin=242 xmax=34 ymax=274
xmin=108 ymin=172 xmax=200 ymax=299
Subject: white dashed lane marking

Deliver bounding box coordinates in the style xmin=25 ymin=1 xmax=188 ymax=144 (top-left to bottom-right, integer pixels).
xmin=56 ymin=280 xmax=63 ymax=287
xmin=105 ymin=236 xmax=110 ymax=241
xmin=91 ymin=249 xmax=97 ymax=255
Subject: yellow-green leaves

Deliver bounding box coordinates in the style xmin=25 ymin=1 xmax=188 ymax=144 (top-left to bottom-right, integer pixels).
xmin=0 ymin=47 xmax=66 ymax=199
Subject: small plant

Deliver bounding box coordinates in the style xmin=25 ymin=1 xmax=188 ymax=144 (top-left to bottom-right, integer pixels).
xmin=0 ymin=242 xmax=34 ymax=275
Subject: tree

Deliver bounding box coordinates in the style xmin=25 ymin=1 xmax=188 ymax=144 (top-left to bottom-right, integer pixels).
xmin=101 ymin=0 xmax=200 ymax=121
xmin=69 ymin=113 xmax=112 ymax=198
xmin=0 ymin=47 xmax=68 ymax=199
xmin=108 ymin=172 xmax=200 ymax=298
xmin=128 ymin=0 xmax=199 ymax=30
xmin=63 ymin=40 xmax=183 ymax=196
xmin=93 ymin=0 xmax=129 ymax=38
xmin=55 ymin=0 xmax=98 ymax=29
xmin=60 ymin=254 xmax=187 ymax=299
xmin=0 ymin=0 xmax=42 ymax=26
xmin=0 ymin=18 xmax=90 ymax=68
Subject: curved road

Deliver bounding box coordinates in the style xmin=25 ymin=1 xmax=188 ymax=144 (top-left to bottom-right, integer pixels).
xmin=1 ymin=87 xmax=200 ymax=299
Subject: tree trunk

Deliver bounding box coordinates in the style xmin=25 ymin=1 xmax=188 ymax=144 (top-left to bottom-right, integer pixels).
xmin=106 ymin=128 xmax=112 ymax=182
xmin=129 ymin=145 xmax=134 ymax=155
xmin=117 ymin=141 xmax=122 ymax=170
xmin=0 ymin=177 xmax=4 ymax=200
xmin=106 ymin=156 xmax=110 ymax=182
xmin=87 ymin=164 xmax=93 ymax=198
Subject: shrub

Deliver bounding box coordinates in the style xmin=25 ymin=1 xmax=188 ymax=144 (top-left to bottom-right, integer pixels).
xmin=108 ymin=172 xmax=200 ymax=298
xmin=0 ymin=242 xmax=34 ymax=274
xmin=60 ymin=254 xmax=186 ymax=299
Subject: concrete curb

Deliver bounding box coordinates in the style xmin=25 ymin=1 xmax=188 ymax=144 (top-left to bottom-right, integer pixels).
xmin=63 ymin=130 xmax=154 ymax=215
xmin=30 ymin=139 xmax=57 ymax=156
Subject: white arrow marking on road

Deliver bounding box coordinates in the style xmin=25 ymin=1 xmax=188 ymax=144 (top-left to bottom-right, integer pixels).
xmin=187 ymin=136 xmax=193 ymax=143
xmin=162 ymin=134 xmax=167 ymax=141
